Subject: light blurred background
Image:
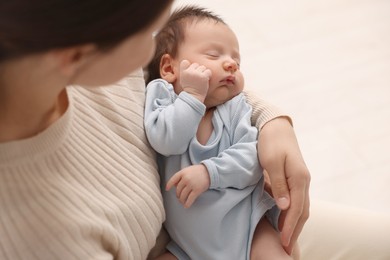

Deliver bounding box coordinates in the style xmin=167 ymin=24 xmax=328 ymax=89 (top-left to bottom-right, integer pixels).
xmin=173 ymin=0 xmax=390 ymax=214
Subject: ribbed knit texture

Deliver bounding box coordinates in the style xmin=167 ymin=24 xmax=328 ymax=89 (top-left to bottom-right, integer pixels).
xmin=0 ymin=70 xmax=286 ymax=259
xmin=0 ymin=70 xmax=164 ymax=260
xmin=244 ymin=89 xmax=292 ymax=129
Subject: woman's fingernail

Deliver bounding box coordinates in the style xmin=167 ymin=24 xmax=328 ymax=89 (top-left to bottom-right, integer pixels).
xmin=277 ymin=197 xmax=289 ymax=208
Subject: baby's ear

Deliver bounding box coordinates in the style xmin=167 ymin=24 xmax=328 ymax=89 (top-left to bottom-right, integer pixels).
xmin=160 ymin=54 xmax=178 ymax=83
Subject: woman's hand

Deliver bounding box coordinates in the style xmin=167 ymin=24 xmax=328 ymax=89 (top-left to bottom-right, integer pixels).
xmin=258 ymin=117 xmax=310 ymax=255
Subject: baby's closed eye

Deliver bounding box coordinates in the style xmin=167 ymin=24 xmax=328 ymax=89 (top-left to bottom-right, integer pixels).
xmin=205 ymin=50 xmax=220 ymax=58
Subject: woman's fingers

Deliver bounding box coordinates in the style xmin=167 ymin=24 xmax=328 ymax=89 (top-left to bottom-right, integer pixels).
xmin=285 ymin=193 xmax=310 ymax=254
xmin=280 ymin=161 xmax=310 ymax=252
xmin=266 ymin=168 xmax=291 ymax=210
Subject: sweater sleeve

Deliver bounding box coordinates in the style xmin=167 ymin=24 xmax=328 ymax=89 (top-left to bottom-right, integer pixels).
xmin=243 ymin=89 xmax=293 ymax=130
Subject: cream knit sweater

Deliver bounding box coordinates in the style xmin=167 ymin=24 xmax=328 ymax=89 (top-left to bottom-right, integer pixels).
xmin=0 ymin=69 xmax=285 ymax=260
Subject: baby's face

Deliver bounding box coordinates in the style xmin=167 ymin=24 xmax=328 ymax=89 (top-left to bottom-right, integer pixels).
xmin=174 ymin=19 xmax=244 ymax=108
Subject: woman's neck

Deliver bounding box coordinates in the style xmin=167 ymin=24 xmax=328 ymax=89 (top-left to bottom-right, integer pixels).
xmin=0 ymin=89 xmax=68 ymax=142
xmin=0 ymin=57 xmax=69 ymax=142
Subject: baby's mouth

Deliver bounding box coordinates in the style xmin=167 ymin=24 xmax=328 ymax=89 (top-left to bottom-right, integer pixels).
xmin=220 ymin=75 xmax=236 ymax=85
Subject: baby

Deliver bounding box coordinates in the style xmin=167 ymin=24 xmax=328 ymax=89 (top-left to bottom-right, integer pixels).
xmin=145 ymin=5 xmax=294 ymax=260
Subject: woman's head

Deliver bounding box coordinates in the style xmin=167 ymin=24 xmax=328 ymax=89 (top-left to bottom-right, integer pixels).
xmin=0 ymin=0 xmax=173 ymax=60
xmin=0 ymin=0 xmax=173 ymax=87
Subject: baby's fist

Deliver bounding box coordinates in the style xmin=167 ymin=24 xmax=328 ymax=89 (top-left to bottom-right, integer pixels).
xmin=180 ymin=60 xmax=212 ymax=102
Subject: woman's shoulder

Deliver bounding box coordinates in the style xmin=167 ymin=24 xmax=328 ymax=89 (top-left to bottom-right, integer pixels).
xmin=69 ymin=69 xmax=146 ymax=109
xmin=67 ymin=69 xmax=148 ymax=138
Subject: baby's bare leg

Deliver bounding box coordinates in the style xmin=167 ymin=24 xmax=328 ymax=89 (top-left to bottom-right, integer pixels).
xmin=250 ymin=218 xmax=296 ymax=260
xmin=154 ymin=251 xmax=177 ymax=260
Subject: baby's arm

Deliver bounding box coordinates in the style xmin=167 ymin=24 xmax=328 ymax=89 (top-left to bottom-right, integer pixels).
xmin=144 ymin=60 xmax=211 ymax=156
xmin=203 ymin=95 xmax=261 ymax=190
xmin=166 ymin=95 xmax=261 ymax=208
xmin=167 ymin=142 xmax=260 ymax=209
xmin=145 ymin=82 xmax=204 ymax=155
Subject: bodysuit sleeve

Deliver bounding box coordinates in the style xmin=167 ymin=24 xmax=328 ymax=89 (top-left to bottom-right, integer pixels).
xmin=144 ymin=79 xmax=206 ymax=156
xmin=201 ymin=94 xmax=262 ymax=190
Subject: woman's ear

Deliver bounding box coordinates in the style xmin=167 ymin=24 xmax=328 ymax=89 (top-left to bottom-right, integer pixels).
xmin=160 ymin=54 xmax=177 ymax=83
xmin=48 ymin=44 xmax=97 ymax=77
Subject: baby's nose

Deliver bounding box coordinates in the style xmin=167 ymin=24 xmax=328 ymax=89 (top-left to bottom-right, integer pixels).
xmin=223 ymin=60 xmax=238 ymax=72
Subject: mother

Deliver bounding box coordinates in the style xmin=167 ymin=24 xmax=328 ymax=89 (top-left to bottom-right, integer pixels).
xmin=0 ymin=1 xmax=309 ymax=259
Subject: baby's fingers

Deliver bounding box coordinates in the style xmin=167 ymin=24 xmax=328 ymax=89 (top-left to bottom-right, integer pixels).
xmin=166 ymin=172 xmax=182 ymax=191
xmin=179 ymin=60 xmax=191 ymax=71
xmin=184 ymin=192 xmax=198 ymax=208
xmin=179 ymin=186 xmax=191 ymax=206
xmin=203 ymin=68 xmax=212 ymax=78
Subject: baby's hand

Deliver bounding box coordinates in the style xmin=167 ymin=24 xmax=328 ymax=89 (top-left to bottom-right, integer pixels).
xmin=166 ymin=164 xmax=210 ymax=208
xmin=180 ymin=60 xmax=212 ymax=103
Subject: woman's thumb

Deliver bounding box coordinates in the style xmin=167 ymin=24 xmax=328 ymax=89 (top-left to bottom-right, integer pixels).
xmin=264 ymin=168 xmax=291 ymax=210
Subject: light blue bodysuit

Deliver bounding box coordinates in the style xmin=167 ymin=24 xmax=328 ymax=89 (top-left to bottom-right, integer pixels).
xmin=144 ymin=79 xmax=279 ymax=260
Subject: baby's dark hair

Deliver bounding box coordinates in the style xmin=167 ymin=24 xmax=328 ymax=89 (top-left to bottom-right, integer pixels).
xmin=146 ymin=5 xmax=226 ymax=83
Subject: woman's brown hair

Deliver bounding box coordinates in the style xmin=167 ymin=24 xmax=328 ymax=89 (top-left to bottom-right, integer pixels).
xmin=0 ymin=0 xmax=172 ymax=60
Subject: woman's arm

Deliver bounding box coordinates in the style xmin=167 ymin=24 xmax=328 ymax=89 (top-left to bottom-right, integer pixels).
xmin=244 ymin=89 xmax=311 ymax=255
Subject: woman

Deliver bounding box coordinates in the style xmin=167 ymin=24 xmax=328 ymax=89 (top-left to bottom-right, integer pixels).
xmin=0 ymin=1 xmax=309 ymax=259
